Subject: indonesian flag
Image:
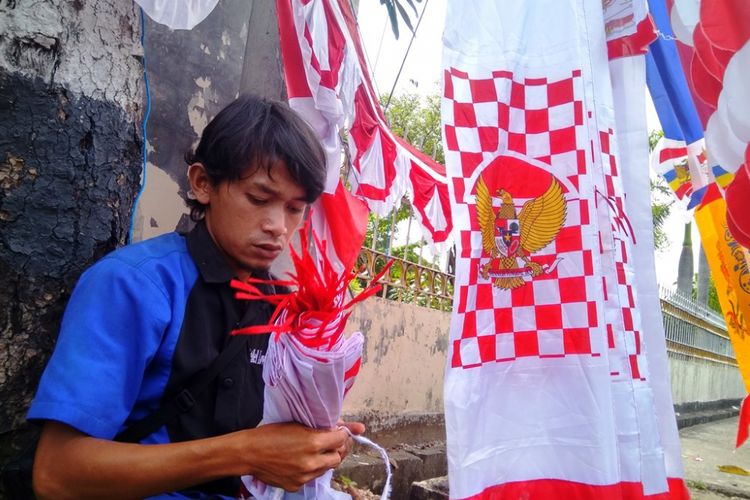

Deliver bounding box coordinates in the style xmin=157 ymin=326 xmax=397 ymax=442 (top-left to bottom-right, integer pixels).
xmin=276 ymin=0 xmax=453 ymax=250
xmin=441 ymin=0 xmax=687 ymax=498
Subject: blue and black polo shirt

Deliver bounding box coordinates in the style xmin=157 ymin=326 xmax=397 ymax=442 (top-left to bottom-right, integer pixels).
xmin=28 ymin=220 xmax=275 ymax=498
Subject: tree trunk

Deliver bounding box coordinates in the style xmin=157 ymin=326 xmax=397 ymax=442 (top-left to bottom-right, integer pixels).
xmin=676 ymin=222 xmax=694 ymax=297
xmin=0 ymin=0 xmax=143 ymax=471
xmin=696 ymin=244 xmax=710 ymax=305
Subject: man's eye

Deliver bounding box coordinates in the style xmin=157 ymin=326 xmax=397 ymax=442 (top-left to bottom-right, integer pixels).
xmin=247 ymin=195 xmax=268 ymax=205
xmin=287 ymin=204 xmax=305 ymax=214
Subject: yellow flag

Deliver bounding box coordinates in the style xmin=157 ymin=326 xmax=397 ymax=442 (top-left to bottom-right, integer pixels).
xmin=694 ymin=188 xmax=750 ymax=447
xmin=694 ymin=191 xmax=750 ymax=392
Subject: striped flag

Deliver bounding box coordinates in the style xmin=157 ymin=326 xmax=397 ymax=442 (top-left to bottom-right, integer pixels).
xmin=276 ymin=0 xmax=453 ymax=251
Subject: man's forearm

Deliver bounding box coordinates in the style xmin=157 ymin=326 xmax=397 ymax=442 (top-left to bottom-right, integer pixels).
xmin=33 ymin=421 xmax=249 ymax=500
xmin=33 ymin=420 xmax=351 ymax=499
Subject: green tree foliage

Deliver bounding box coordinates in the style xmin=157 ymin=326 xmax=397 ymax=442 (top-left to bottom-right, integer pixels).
xmin=382 ymin=92 xmax=444 ymax=163
xmin=691 ymin=274 xmax=723 ymax=314
xmin=353 ymin=92 xmax=450 ymax=309
xmin=650 ymin=176 xmax=673 ymax=251
xmin=648 ymin=130 xmax=673 ymax=252
xmin=378 ymin=0 xmax=422 ymax=39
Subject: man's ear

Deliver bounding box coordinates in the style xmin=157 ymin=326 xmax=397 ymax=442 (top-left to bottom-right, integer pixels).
xmin=187 ymin=163 xmax=212 ymax=205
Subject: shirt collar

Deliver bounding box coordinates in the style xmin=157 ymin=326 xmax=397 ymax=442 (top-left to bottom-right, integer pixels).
xmin=186 ymin=220 xmax=236 ymax=284
xmin=185 ymin=220 xmax=273 ymax=284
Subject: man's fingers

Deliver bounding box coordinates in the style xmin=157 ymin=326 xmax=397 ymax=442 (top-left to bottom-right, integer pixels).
xmin=337 ymin=421 xmax=366 ymax=435
xmin=314 ymin=428 xmax=349 ymax=452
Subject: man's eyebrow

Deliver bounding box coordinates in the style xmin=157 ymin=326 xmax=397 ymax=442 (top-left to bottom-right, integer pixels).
xmin=251 ymin=181 xmax=280 ymax=196
xmin=251 ymin=180 xmax=307 ymax=201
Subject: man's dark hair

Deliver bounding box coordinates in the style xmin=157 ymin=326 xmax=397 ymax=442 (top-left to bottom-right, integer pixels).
xmin=185 ymin=94 xmax=327 ymax=220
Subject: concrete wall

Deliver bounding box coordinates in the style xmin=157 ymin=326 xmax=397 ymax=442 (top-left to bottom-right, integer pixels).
xmin=668 ymin=352 xmax=745 ymax=405
xmin=342 ymin=298 xmax=745 ymax=418
xmin=342 ymin=297 xmax=449 ymax=415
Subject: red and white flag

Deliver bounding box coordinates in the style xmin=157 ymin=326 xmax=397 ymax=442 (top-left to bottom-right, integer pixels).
xmin=441 ymin=1 xmax=687 ymax=498
xmin=276 ymin=0 xmax=453 ymax=251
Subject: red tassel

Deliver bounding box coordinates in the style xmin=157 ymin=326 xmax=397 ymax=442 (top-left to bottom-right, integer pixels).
xmin=230 ymin=213 xmax=392 ymax=350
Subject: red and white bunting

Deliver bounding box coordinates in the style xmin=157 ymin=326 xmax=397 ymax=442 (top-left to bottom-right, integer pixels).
xmin=276 ymin=0 xmax=453 ymax=249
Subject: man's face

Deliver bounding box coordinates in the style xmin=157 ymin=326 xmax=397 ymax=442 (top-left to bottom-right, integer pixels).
xmin=190 ymin=161 xmax=308 ymax=278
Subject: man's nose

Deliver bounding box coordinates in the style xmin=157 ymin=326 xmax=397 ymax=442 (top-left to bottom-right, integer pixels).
xmin=262 ymin=207 xmax=287 ymax=237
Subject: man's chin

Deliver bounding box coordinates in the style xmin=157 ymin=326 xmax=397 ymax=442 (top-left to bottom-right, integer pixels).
xmin=244 ymin=260 xmax=273 ymax=276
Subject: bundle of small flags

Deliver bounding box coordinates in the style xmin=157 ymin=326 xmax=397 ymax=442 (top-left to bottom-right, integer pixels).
xmin=230 ymin=217 xmax=391 ymax=350
xmin=232 ymin=217 xmax=393 ymax=500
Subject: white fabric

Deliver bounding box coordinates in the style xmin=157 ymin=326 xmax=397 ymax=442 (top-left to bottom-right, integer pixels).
xmin=441 ymin=0 xmax=677 ymax=497
xmin=670 ymin=4 xmax=695 ymax=47
xmin=424 ymin=186 xmax=449 ymax=232
xmin=722 ymin=41 xmax=750 ymax=143
xmin=672 ymin=0 xmax=700 ymax=42
xmin=706 ymin=96 xmax=747 ymax=174
xmin=133 ymin=0 xmax=219 ymax=30
xmin=358 ymin=129 xmax=388 ymax=189
xmin=603 ymin=0 xmax=647 ymax=41
xmin=288 ymin=96 xmax=347 ymax=195
xmin=609 ymin=53 xmax=685 ymax=485
xmin=241 ymin=332 xmax=359 ymax=500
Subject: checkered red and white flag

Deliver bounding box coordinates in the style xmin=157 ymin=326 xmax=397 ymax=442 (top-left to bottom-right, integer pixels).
xmin=441 ymin=1 xmax=687 ymax=498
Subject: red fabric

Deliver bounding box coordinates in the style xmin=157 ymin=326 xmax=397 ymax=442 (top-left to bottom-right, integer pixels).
xmin=349 ymin=85 xmax=399 ymax=201
xmin=689 ymin=51 xmax=721 ymax=109
xmin=408 ymin=160 xmax=452 ymax=243
xmin=319 ymin=180 xmax=369 ymax=272
xmin=460 ymin=477 xmax=690 ymax=500
xmin=395 ymin=135 xmax=447 ymax=177
xmin=675 ymin=41 xmax=714 ymax=127
xmin=726 ymin=162 xmax=750 ymax=248
xmin=693 ymin=24 xmax=727 ymax=82
xmin=737 ymin=394 xmax=750 ymax=448
xmin=700 ymin=0 xmax=750 ymax=52
xmin=276 ymin=0 xmax=312 ymax=99
xmin=607 ymin=15 xmax=657 ymax=60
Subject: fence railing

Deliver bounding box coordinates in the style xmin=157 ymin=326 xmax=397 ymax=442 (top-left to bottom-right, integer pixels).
xmin=356 ymin=248 xmax=454 ymax=312
xmin=659 ymin=286 xmax=736 ymax=365
xmin=355 ymin=249 xmax=734 ymax=365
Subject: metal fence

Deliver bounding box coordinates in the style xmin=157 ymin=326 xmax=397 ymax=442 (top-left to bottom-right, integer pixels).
xmin=356 ymin=247 xmax=454 ymax=311
xmin=355 ymin=245 xmax=734 ymax=365
xmin=659 ymin=286 xmax=736 ymax=366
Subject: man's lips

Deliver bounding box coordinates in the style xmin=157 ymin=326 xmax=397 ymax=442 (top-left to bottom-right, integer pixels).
xmin=254 ymin=243 xmax=283 ymax=259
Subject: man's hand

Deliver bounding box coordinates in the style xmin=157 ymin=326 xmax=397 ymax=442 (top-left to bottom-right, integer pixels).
xmin=336 ymin=421 xmax=366 ymax=462
xmin=240 ymin=422 xmax=350 ymax=492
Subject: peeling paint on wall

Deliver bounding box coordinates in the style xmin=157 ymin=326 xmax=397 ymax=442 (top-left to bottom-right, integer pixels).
xmin=132 ymin=0 xmax=255 ymax=242
xmin=343 ymin=298 xmax=450 ymax=414
xmin=133 ymin=163 xmax=187 ymax=241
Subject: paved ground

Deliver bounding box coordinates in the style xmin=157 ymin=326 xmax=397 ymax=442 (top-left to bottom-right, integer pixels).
xmin=681 ymin=416 xmax=750 ymax=498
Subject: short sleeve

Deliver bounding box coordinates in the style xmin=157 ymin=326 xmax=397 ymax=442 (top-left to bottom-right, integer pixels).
xmin=27 ymin=256 xmax=172 ymax=439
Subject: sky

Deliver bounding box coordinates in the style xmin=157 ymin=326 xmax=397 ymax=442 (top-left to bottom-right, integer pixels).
xmin=356 ymin=0 xmax=699 ymax=287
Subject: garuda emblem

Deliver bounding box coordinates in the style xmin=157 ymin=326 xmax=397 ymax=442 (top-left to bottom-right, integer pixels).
xmin=674 ymin=160 xmax=691 ymax=187
xmin=476 ymin=175 xmax=567 ymax=289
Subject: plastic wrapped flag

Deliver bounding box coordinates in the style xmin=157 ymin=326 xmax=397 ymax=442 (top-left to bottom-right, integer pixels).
xmin=231 ymin=218 xmax=392 ymax=499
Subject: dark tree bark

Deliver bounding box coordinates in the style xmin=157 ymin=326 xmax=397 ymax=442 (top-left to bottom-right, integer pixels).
xmin=0 ymin=0 xmax=144 ymax=474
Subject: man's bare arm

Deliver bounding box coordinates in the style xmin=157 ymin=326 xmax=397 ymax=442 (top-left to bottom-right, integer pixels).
xmin=33 ymin=420 xmax=349 ymax=499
